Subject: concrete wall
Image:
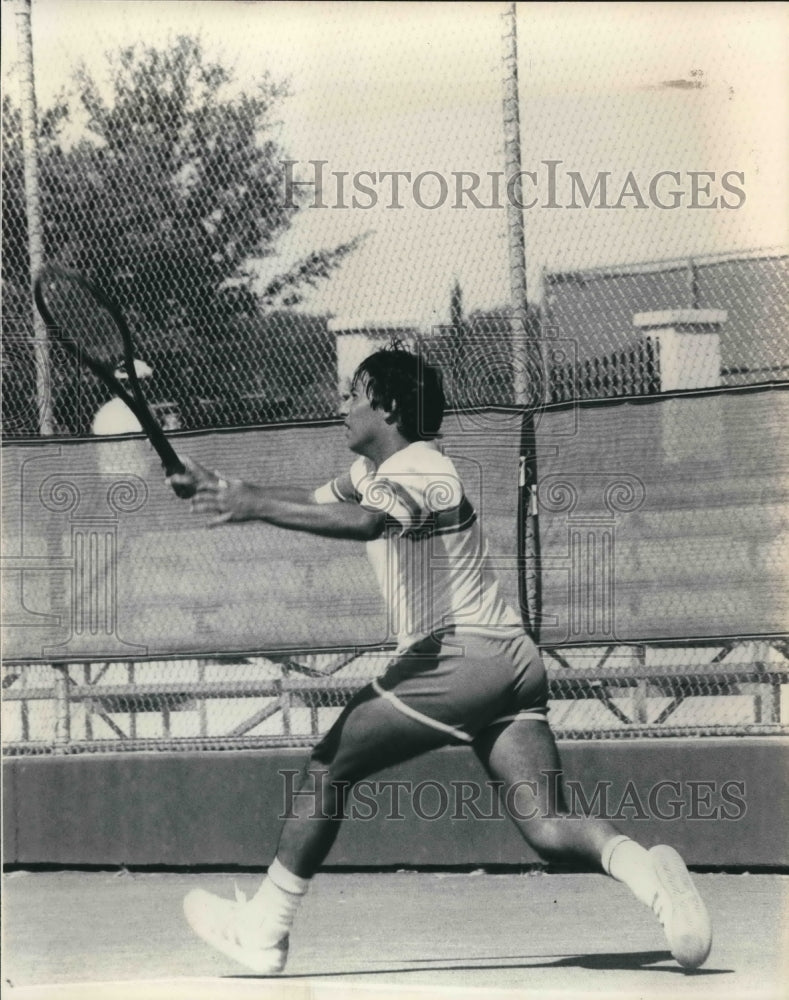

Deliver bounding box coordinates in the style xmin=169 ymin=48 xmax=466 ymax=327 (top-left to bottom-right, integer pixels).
xmin=4 ymin=738 xmax=787 ymax=868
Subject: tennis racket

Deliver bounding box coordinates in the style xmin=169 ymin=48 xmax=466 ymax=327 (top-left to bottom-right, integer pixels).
xmin=33 ymin=263 xmax=185 ymax=478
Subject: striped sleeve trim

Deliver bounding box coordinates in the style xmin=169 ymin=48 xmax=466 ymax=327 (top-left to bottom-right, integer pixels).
xmin=330 ymin=478 xmax=347 ymax=502
xmin=315 ymin=478 xmax=357 ymax=504
xmin=394 ymin=495 xmax=477 ymax=539
xmin=431 ymin=496 xmax=477 ymax=536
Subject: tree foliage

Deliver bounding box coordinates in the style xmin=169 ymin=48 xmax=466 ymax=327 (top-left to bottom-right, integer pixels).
xmin=3 ymin=36 xmax=358 ymax=434
xmin=424 ymin=294 xmax=543 ymax=409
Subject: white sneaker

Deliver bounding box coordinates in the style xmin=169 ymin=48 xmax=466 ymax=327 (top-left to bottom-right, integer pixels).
xmin=649 ymin=845 xmax=712 ymax=969
xmin=183 ymin=884 xmax=289 ymax=975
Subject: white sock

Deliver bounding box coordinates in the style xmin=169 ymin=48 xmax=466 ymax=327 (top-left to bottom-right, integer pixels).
xmin=601 ymin=835 xmax=660 ymax=909
xmin=248 ymin=857 xmax=310 ymax=941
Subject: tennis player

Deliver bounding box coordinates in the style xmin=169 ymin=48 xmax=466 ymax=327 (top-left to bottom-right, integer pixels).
xmin=169 ymin=346 xmax=712 ymax=974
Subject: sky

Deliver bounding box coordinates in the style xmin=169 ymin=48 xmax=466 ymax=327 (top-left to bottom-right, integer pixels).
xmin=3 ymin=1 xmax=787 ymax=328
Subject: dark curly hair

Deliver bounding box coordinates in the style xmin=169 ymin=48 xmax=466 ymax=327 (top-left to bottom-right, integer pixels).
xmin=352 ymin=346 xmax=445 ymax=441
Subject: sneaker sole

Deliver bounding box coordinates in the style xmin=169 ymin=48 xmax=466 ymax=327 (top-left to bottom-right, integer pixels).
xmin=650 ymin=845 xmax=712 ymax=969
xmin=183 ymin=889 xmax=288 ymax=975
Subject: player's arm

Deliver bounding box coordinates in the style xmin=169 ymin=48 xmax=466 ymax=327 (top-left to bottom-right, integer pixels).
xmin=169 ymin=457 xmax=384 ymax=540
xmin=202 ymin=482 xmax=385 ymax=540
xmin=168 ymin=458 xmax=317 ymax=504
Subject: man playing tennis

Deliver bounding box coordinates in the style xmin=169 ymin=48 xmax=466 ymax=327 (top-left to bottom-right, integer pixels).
xmin=170 ymin=345 xmax=712 ymax=974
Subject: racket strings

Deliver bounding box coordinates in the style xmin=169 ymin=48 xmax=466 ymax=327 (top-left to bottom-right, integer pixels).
xmin=39 ymin=274 xmax=124 ymax=371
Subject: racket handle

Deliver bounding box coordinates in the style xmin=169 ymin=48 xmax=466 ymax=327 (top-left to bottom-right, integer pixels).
xmin=163 ymin=456 xmax=186 ymax=476
xmin=160 ymin=451 xmax=196 ymax=499
xmin=148 ymin=431 xmax=185 ymax=478
xmin=170 ymin=479 xmax=196 ymax=499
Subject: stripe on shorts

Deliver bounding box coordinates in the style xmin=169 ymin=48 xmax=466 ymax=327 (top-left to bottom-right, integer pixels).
xmin=371 ymin=678 xmax=473 ymax=743
xmin=486 ymin=709 xmax=549 ymax=727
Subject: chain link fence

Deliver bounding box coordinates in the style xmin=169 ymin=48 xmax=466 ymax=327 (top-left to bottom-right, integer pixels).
xmin=3 ymin=4 xmax=788 ymax=436
xmin=2 ymin=2 xmax=788 ymax=752
xmin=4 ymin=640 xmax=788 ymax=755
xmin=543 ymin=251 xmax=789 ymax=402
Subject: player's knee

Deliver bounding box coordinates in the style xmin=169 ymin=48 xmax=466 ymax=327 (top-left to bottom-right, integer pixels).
xmin=309 ymin=744 xmax=363 ymax=785
xmin=309 ymin=687 xmax=380 ymax=780
xmin=521 ymin=817 xmax=573 ymax=860
xmin=311 ymin=727 xmax=347 ymax=773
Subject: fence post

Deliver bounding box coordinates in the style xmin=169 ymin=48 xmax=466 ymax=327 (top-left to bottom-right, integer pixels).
xmin=501 ymin=3 xmax=531 ymax=407
xmin=53 ymin=665 xmax=71 ymax=753
xmin=502 ymin=3 xmax=543 ymax=639
xmin=14 ymin=0 xmax=54 ymax=436
xmin=633 ymin=309 xmax=726 ymax=391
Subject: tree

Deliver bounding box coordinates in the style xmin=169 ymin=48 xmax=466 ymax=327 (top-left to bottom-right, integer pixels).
xmin=423 ymin=302 xmax=543 ymax=409
xmin=2 ymin=36 xmax=359 ymax=434
xmin=450 ymin=278 xmax=463 ymax=333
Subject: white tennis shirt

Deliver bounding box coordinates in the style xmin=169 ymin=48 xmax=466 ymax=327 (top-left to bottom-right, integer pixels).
xmin=320 ymin=440 xmax=522 ymax=649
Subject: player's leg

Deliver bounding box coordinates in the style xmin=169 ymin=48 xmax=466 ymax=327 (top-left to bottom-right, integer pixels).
xmin=272 ymin=631 xmax=510 ymax=881
xmin=275 ymin=683 xmax=452 ymax=876
xmin=184 ymin=681 xmax=453 ymax=973
xmin=474 ymin=718 xmax=712 ymax=969
xmin=473 ymin=717 xmax=622 ymax=862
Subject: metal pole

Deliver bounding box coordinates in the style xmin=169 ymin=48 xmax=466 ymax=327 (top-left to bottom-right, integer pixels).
xmin=53 ymin=665 xmax=71 ymax=752
xmin=501 ymin=2 xmax=531 ymax=404
xmin=14 ymin=0 xmax=54 ymax=435
xmin=502 ymin=2 xmax=542 ymax=639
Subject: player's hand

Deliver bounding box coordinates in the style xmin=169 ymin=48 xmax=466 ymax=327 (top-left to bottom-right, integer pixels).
xmin=189 ymin=475 xmax=260 ymax=527
xmin=166 ymin=456 xmax=221 ymax=501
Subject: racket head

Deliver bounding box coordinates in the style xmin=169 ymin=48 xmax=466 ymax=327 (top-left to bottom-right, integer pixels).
xmin=33 ymin=264 xmax=185 ymax=476
xmin=34 ymin=264 xmax=136 ymax=406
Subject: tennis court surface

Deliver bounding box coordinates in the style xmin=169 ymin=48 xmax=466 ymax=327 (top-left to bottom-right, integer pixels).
xmin=3 ymin=869 xmax=787 ymax=1000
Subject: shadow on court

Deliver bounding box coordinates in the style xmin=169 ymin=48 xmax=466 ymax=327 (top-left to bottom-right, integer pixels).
xmin=2 ymin=870 xmax=785 ymax=998
xmin=230 ymin=950 xmax=733 ymax=981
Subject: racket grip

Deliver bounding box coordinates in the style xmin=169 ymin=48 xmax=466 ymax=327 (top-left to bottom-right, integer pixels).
xmin=162 ymin=455 xmax=195 ymax=498
xmin=163 ymin=456 xmax=186 ymax=476
xmin=170 ymin=481 xmax=196 ymax=499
